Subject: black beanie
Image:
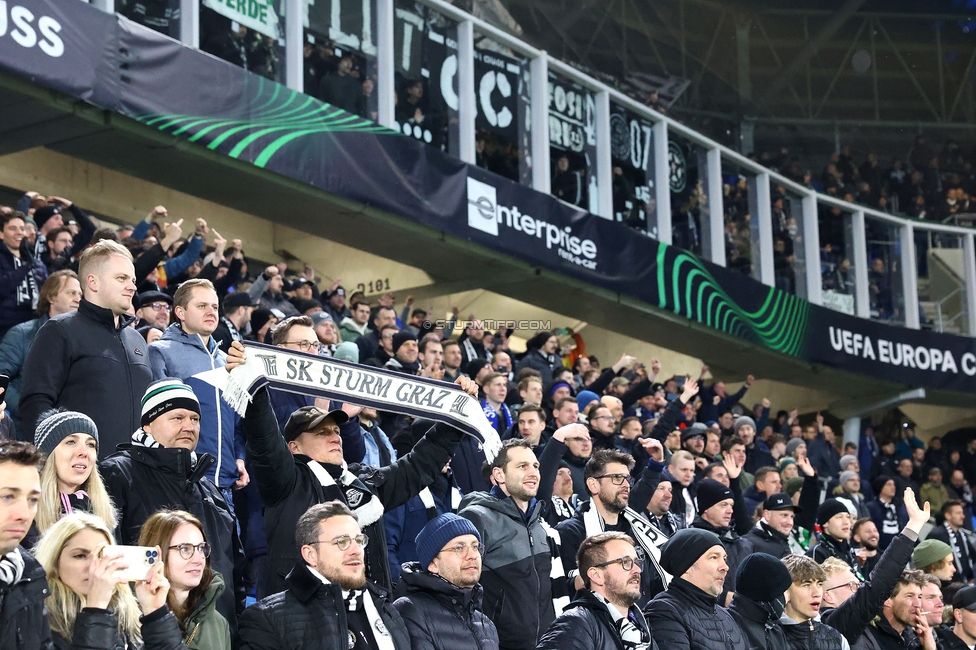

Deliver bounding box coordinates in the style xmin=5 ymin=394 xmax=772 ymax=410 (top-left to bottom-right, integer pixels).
xmin=660 ymin=528 xmax=723 ymax=579
xmin=872 ymin=474 xmax=895 ymax=496
xmin=817 ymin=498 xmax=850 ymax=527
xmin=696 ymin=478 xmax=734 ymax=515
xmin=392 ymin=330 xmax=417 ymax=355
xmin=735 ymin=553 xmax=792 ymax=602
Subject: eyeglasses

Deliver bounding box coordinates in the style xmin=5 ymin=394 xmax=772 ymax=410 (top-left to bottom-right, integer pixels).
xmin=825 ymin=580 xmax=861 ymax=593
xmin=593 ymin=556 xmax=642 ymax=572
xmin=382 ymin=332 xmax=397 ymax=339
xmin=439 ymin=542 xmax=485 ymax=558
xmin=147 ymin=302 xmax=171 ymax=311
xmin=168 ymin=542 xmax=212 ymax=560
xmin=283 ymin=340 xmax=322 ymax=353
xmin=593 ymin=474 xmax=633 ymax=486
xmin=308 ymin=534 xmax=369 ymax=551
xmin=592 ymin=415 xmax=615 ymax=421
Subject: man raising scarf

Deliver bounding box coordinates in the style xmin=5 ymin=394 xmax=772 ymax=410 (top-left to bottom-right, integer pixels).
xmin=224 ymin=341 xmax=479 ymax=597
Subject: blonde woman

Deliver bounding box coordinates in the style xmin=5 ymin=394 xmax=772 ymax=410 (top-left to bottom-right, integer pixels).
xmin=139 ymin=510 xmax=231 ymax=650
xmin=34 ymin=512 xmax=188 ymax=649
xmin=29 ymin=410 xmax=117 ymax=546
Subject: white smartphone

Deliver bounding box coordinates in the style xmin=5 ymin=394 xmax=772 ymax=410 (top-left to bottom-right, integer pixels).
xmin=102 ymin=545 xmax=159 ymax=582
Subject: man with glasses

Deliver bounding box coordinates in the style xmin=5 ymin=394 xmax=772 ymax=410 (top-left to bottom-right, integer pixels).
xmin=240 ymin=501 xmax=411 ymax=650
xmin=558 ymin=449 xmax=665 ymax=607
xmin=148 ymin=278 xmax=248 ymax=501
xmin=392 ymin=513 xmax=499 ymax=650
xmin=538 ymin=532 xmax=658 ymax=650
xmin=134 ymin=289 xmax=172 ymax=330
xmin=588 ymin=405 xmax=619 ymax=452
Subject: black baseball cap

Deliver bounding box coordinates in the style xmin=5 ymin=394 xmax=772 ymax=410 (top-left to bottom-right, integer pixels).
xmin=764 ymin=492 xmax=802 ymax=513
xmin=283 ymin=406 xmax=349 ymax=442
xmin=954 ymin=585 xmax=976 ymax=611
xmin=135 ymin=290 xmax=172 ymax=309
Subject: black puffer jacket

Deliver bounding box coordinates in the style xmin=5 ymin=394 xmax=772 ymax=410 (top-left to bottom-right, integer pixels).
xmin=537 ymin=589 xmax=660 ymax=650
xmin=52 ymin=605 xmax=188 ymax=650
xmin=728 ymin=595 xmax=787 ymax=650
xmin=239 ymin=560 xmax=410 ymax=650
xmin=241 ymin=387 xmax=464 ymax=597
xmin=99 ymin=445 xmax=246 ymax=636
xmin=392 ymin=563 xmax=498 ymax=650
xmin=0 ymin=547 xmax=53 ymax=650
xmin=643 ymin=577 xmax=747 ymax=650
xmin=743 ymin=521 xmax=790 ymax=559
xmin=780 ymin=615 xmax=848 ymax=650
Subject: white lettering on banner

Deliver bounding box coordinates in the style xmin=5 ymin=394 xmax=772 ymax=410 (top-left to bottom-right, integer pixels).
xmin=204 ymin=0 xmax=279 ymax=39
xmin=828 ymin=326 xmax=963 ymax=374
xmin=0 ymin=3 xmax=63 ymax=57
xmin=466 ymin=177 xmax=599 ymax=270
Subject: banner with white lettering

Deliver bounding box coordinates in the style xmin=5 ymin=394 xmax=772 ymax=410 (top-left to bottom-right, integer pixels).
xmin=203 ymin=0 xmax=280 ymax=39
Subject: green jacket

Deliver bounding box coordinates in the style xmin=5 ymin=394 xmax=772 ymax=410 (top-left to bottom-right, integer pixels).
xmin=338 ymin=317 xmax=367 ymax=342
xmin=184 ymin=573 xmax=232 ymax=650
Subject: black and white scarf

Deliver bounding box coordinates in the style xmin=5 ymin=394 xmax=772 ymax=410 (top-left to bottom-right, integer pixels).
xmin=309 ymin=567 xmax=394 ymax=650
xmin=0 ymin=548 xmax=24 ymax=586
xmin=417 ymin=481 xmax=462 ymax=520
xmin=582 ymin=502 xmax=671 ymax=588
xmin=591 ymin=592 xmax=653 ymax=650
xmin=945 ymin=524 xmax=975 ymax=578
xmin=202 ymin=342 xmax=502 ymax=462
xmin=461 ymin=338 xmax=490 ymax=365
xmin=306 ymin=459 xmax=385 ymax=526
xmin=131 ymin=429 xmax=198 ymax=465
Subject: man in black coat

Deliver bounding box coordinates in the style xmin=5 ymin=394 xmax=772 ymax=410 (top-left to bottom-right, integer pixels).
xmin=689 ymin=479 xmax=754 ymax=605
xmin=100 ymin=379 xmax=246 ymax=635
xmin=240 ymin=501 xmax=411 ymax=650
xmin=744 ymin=493 xmax=800 ymax=559
xmin=19 ymin=240 xmax=152 ymax=455
xmin=538 ymin=532 xmax=659 ymax=650
xmin=643 ymin=528 xmax=747 ymax=650
xmin=226 ymin=340 xmax=473 ymax=597
xmin=728 ymin=553 xmax=792 ymax=650
xmin=0 ymin=440 xmax=53 ymax=650
xmin=392 ymin=513 xmax=499 ymax=650
xmin=807 ymin=498 xmax=862 ymax=576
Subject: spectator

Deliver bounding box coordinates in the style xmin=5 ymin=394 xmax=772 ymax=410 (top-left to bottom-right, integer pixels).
xmin=946 ymin=469 xmax=974 ymax=525
xmin=0 ymin=440 xmax=52 ymax=650
xmin=37 ymin=227 xmax=76 ymax=273
xmin=743 ymin=467 xmax=782 ymax=516
xmin=34 ymin=512 xmax=187 ymax=649
xmin=808 ymin=499 xmax=861 ymax=575
xmin=834 ymin=470 xmax=871 ymax=520
xmin=645 ymin=473 xmax=682 ymax=537
xmin=851 ymin=518 xmax=881 ymax=576
xmin=322 ymin=285 xmax=347 ymax=324
xmin=99 ymin=379 xmax=245 ymax=633
xmin=239 ymin=501 xmax=410 ymax=650
xmin=946 ymin=586 xmax=976 ymax=649
xmin=926 ymin=500 xmax=976 ymax=583
xmin=459 ymin=437 xmax=558 ymax=650
xmin=247 ymin=307 xmax=278 ymax=344
xmin=458 ymin=321 xmax=491 ymax=365
xmin=779 ymin=554 xmax=848 ymax=650
xmin=643 ymin=528 xmax=746 ymax=650
xmin=148 ymin=278 xmax=247 ymax=506
xmin=808 ymin=420 xmax=842 ymax=480
xmin=551 ymin=155 xmax=584 ymax=206
xmin=246 ymin=265 xmax=299 ymax=317
xmin=357 ymin=305 xmax=397 ymax=362
xmin=480 ymin=372 xmax=512 ymax=437
xmin=310 ymin=311 xmax=339 ymax=354
xmin=339 ymin=300 xmax=372 ymax=343
xmin=689 ymin=478 xmax=753 ymax=604
xmin=744 ymin=493 xmax=800 ymax=559
xmin=664 ymin=450 xmax=698 ymax=527
xmin=392 ymin=513 xmax=499 ymax=650
xmin=896 ymin=428 xmax=925 ymax=462
xmin=515 ymin=332 xmax=563 ymax=387
xmin=227 ymin=340 xmax=472 ymax=596
xmin=912 ymin=539 xmax=955 ymax=585
xmin=538 ymin=532 xmax=658 ymax=650
xmin=385 ymin=330 xmax=421 ymax=375
xmin=696 ymin=371 xmax=753 ymax=423
xmin=133 ymin=290 xmax=173 ymax=331
xmin=0 ymin=211 xmax=48 ymax=339
xmin=19 ymin=240 xmax=153 ymax=455
xmin=729 ymin=553 xmax=792 ymax=650
xmin=0 ymin=270 xmax=80 ymax=428
xmin=851 ymin=570 xmax=935 ymax=650
xmin=919 ymin=468 xmax=950 ymax=515
xmin=442 ymin=339 xmax=463 ymax=382
xmin=213 ymin=291 xmax=254 ymax=353
xmin=137 ymin=509 xmax=233 ymax=649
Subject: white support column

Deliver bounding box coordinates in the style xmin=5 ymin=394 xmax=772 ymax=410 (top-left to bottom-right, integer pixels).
xmin=91 ymin=0 xmax=115 ymax=12
xmin=852 ymin=210 xmax=870 ymax=318
xmin=901 ymin=223 xmax=920 ymax=329
xmin=285 ymin=0 xmax=303 ymax=92
xmin=376 ymin=0 xmax=395 ymax=128
xmin=530 ymin=52 xmax=550 ymax=193
xmin=653 ymin=120 xmax=671 ymax=244
xmin=843 ymin=417 xmax=861 ymax=450
xmin=706 ymin=147 xmax=725 ymax=265
xmin=180 ymin=0 xmax=199 ymax=48
xmin=457 ymin=20 xmax=476 ymax=164
xmin=964 ymin=232 xmax=976 ymax=336
xmin=595 ymin=90 xmax=612 ymax=219
xmin=802 ymin=192 xmax=822 ymax=306
xmin=755 ymin=171 xmax=774 ymax=287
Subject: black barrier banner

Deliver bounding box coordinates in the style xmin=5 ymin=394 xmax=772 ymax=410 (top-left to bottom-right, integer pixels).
xmin=6 ymin=0 xmax=976 ymax=393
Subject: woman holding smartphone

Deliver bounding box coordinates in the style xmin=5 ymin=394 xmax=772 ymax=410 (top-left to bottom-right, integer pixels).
xmin=34 ymin=512 xmax=188 ymax=649
xmin=27 ymin=409 xmax=116 ymax=546
xmin=138 ymin=510 xmax=232 ymax=650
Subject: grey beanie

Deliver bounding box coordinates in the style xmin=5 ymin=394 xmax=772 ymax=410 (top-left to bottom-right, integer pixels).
xmin=785 ymin=438 xmax=804 ymax=457
xmin=34 ymin=409 xmax=98 ymax=456
xmin=839 ymin=470 xmax=859 ymax=488
xmin=734 ymin=416 xmax=757 ymax=434
xmin=839 ymin=454 xmax=857 ymax=471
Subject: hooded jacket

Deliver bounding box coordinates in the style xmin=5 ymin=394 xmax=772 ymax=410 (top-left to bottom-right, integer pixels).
xmin=99 ymin=444 xmax=246 ymax=636
xmin=779 ymin=614 xmax=850 ymax=650
xmin=183 ymin=573 xmax=232 ymax=650
xmin=0 ymin=314 xmax=47 ymax=426
xmin=339 ymin=316 xmax=368 ymax=342
xmin=458 ymin=489 xmax=554 ymax=650
xmin=148 ymin=323 xmax=245 ymax=489
xmin=537 ymin=589 xmax=659 ymax=650
xmin=19 ymin=299 xmax=153 ymax=456
xmin=392 ymin=563 xmax=499 ymax=650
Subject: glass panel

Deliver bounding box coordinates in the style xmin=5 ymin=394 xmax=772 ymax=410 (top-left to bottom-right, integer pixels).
xmin=722 ymin=162 xmax=753 ymax=277
xmin=773 ymin=181 xmax=807 ymax=299
xmin=818 ymin=202 xmax=857 ymax=315
xmin=548 ymin=73 xmax=597 ymax=211
xmin=472 ymin=35 xmax=531 ymax=186
xmin=201 ymin=1 xmax=287 ymax=83
xmin=302 ymin=0 xmax=377 ymax=118
xmin=392 ymin=1 xmax=458 ymax=149
xmin=117 ymin=0 xmax=181 ymax=37
xmin=865 ymin=217 xmax=905 ymax=325
xmin=668 ymin=132 xmax=709 ymax=257
xmin=917 ymin=230 xmax=967 ymax=333
xmin=609 ymin=103 xmax=655 ymax=235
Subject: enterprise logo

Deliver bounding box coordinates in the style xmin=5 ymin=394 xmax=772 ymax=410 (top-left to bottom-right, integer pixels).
xmin=466 ymin=178 xmax=499 ymax=236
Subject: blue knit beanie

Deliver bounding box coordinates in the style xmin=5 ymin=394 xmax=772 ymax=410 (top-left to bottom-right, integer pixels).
xmin=34 ymin=409 xmax=98 ymax=456
xmin=415 ymin=513 xmax=481 ymax=570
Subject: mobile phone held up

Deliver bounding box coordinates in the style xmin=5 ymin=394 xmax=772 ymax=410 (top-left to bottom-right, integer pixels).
xmin=101 ymin=545 xmax=159 ymax=582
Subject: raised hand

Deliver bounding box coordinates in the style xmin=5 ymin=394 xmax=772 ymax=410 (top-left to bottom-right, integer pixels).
xmin=796 ymin=455 xmax=815 ymax=477
xmin=87 ymin=546 xmax=129 ymax=610
xmin=722 ymin=452 xmax=742 ymax=480
xmin=680 ymin=377 xmax=699 ymax=403
xmin=553 ymin=423 xmax=589 ymax=444
xmin=134 ymin=556 xmax=170 ymax=615
xmin=225 ymin=341 xmax=246 ymax=372
xmin=904 ymin=487 xmax=932 ymax=534
xmin=638 ymin=437 xmax=664 ymax=462
xmin=454 ymin=375 xmax=478 ymax=397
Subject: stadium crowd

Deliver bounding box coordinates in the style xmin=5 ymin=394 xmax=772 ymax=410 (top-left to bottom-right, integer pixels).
xmin=4 ymin=192 xmax=976 ymax=650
